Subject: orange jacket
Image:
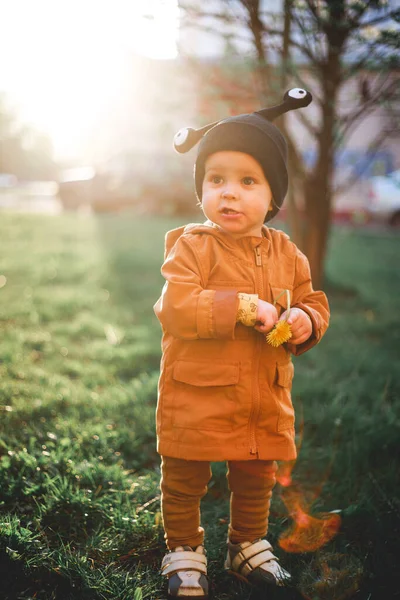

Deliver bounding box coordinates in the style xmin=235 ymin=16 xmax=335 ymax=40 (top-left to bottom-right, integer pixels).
xmin=154 ymin=222 xmax=329 ymax=461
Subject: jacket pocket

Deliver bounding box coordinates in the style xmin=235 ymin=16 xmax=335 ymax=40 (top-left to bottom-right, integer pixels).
xmin=171 ymin=360 xmax=239 ymax=431
xmin=270 ymin=286 xmax=293 ymax=317
xmin=275 ymin=361 xmax=295 ymax=431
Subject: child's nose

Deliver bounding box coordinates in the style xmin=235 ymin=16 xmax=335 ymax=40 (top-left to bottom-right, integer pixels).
xmin=221 ymin=185 xmax=238 ymax=199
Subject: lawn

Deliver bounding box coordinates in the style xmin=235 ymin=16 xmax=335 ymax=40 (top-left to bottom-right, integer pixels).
xmin=0 ymin=212 xmax=399 ymax=600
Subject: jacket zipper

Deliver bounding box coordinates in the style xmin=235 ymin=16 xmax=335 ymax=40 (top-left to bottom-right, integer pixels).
xmin=249 ymin=245 xmax=263 ymax=455
xmin=255 ymin=246 xmax=262 ymax=266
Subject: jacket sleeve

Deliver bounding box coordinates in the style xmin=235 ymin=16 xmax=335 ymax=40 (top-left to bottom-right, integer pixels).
xmin=286 ymin=248 xmax=330 ymax=356
xmin=153 ymin=236 xmax=239 ymax=340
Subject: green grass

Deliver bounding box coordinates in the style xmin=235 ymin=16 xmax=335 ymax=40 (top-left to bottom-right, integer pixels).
xmin=0 ymin=213 xmax=399 ymax=600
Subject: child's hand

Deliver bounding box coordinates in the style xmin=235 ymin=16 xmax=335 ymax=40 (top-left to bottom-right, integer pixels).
xmin=254 ymin=300 xmax=278 ymax=334
xmin=280 ymin=308 xmax=312 ymax=345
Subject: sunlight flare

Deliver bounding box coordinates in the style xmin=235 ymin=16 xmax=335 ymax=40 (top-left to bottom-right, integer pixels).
xmin=0 ymin=0 xmax=179 ymax=158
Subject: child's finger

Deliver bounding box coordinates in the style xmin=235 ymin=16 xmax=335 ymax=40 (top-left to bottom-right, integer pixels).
xmin=286 ymin=308 xmax=300 ymax=325
xmin=254 ymin=321 xmax=274 ymax=334
xmin=291 ymin=328 xmax=311 ymax=344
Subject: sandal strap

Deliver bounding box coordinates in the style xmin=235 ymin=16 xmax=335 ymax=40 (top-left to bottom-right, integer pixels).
xmin=238 ymin=539 xmax=272 ymax=558
xmin=162 ymin=551 xmax=207 ymax=568
xmin=161 ymin=551 xmax=207 ymax=577
xmin=232 ymin=540 xmax=279 ymax=576
xmin=237 ymin=550 xmax=278 ymax=577
xmin=161 ymin=558 xmax=208 ymax=577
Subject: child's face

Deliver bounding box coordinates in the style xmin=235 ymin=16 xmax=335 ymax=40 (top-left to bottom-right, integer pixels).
xmin=202 ymin=151 xmax=273 ymax=239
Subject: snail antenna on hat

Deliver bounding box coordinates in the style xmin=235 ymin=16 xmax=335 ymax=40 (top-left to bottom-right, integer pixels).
xmin=256 ymin=88 xmax=312 ymax=122
xmin=173 ymin=88 xmax=312 ymax=153
xmin=173 ymin=121 xmax=219 ymax=154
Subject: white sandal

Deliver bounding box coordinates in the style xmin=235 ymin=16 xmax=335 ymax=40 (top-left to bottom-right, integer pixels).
xmin=160 ymin=545 xmax=209 ymax=598
xmin=225 ymin=538 xmax=291 ymax=588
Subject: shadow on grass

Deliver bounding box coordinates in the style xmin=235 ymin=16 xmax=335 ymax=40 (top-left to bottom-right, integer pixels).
xmin=0 ymin=552 xmax=91 ymax=600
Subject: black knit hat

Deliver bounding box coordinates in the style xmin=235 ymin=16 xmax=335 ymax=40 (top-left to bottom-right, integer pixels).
xmin=173 ymin=88 xmax=312 ymax=222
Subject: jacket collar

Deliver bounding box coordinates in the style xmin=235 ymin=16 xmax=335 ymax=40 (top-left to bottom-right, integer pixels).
xmin=186 ymin=220 xmax=271 ymax=249
xmin=164 ymin=221 xmax=273 ymax=260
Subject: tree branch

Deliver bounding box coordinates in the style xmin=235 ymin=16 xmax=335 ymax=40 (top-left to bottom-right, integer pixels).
xmin=335 ymin=77 xmax=399 ymax=151
xmin=178 ymin=3 xmax=244 ymax=26
xmin=294 ymin=107 xmax=320 ymax=138
xmin=346 ymin=0 xmax=383 ymax=30
xmin=178 ymin=19 xmax=253 ymax=47
xmin=342 ymin=44 xmax=382 ymax=79
xmin=334 ymin=127 xmax=399 ymax=195
xmin=291 ymin=8 xmax=321 ymax=61
xmin=353 ymin=9 xmax=400 ymax=31
xmin=339 ymin=72 xmax=394 ymax=125
xmin=304 ymin=0 xmax=319 ymax=24
xmin=265 ymin=26 xmax=324 ymax=67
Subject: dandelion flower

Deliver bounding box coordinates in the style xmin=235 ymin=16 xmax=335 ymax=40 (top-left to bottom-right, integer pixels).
xmin=266 ymin=320 xmax=292 ymax=347
xmin=265 ymin=289 xmax=292 ymax=347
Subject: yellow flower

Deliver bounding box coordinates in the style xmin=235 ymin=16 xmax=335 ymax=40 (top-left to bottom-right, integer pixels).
xmin=266 ymin=320 xmax=292 ymax=347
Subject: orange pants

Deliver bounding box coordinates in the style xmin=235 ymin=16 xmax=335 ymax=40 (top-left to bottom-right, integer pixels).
xmin=160 ymin=456 xmax=277 ymax=550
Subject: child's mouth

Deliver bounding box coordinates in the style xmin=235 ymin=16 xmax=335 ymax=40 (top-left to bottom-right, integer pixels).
xmin=221 ymin=208 xmax=241 ymax=216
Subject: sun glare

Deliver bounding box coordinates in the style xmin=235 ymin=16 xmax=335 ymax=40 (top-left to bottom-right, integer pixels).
xmin=0 ymin=0 xmax=179 ymax=160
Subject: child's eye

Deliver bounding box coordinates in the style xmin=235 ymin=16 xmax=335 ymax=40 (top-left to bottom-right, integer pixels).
xmin=211 ymin=175 xmax=223 ymax=184
xmin=243 ymin=177 xmax=255 ymax=185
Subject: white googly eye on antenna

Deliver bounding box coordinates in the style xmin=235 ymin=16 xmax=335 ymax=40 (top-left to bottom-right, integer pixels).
xmin=174 ymin=128 xmax=190 ymax=147
xmin=288 ymin=88 xmax=307 ymax=99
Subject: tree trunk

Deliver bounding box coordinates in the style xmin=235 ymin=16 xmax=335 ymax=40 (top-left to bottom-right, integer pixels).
xmin=286 ymin=145 xmax=304 ymax=250
xmin=302 ymin=140 xmax=335 ymax=289
xmin=303 ymin=179 xmax=332 ymax=289
xmin=244 ymin=0 xmax=273 ymax=102
xmin=303 ymin=123 xmax=334 ymax=288
xmin=302 ymin=24 xmax=343 ymax=288
xmin=278 ymin=0 xmax=305 ymax=247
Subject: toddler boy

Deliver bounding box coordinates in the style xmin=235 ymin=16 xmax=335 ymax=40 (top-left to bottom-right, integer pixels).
xmin=154 ymin=89 xmax=330 ymax=598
